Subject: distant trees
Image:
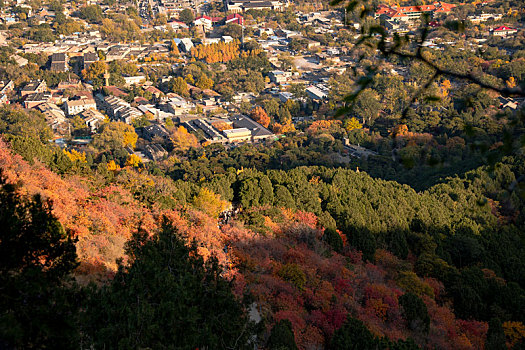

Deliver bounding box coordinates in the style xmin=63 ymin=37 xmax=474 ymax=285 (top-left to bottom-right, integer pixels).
xmin=169 ymin=76 xmax=189 ymax=97
xmin=82 ymin=60 xmax=108 ymax=88
xmin=195 ymin=74 xmax=214 ymax=90
xmin=179 ymin=8 xmax=194 ymax=25
xmin=78 ymin=5 xmax=103 ymax=24
xmin=190 ymin=42 xmax=240 ymax=64
xmin=93 ymin=122 xmax=138 ymax=151
xmin=25 ymin=25 xmax=56 ymax=42
xmin=223 ymin=23 xmax=243 ymax=40
xmin=169 ymin=126 xmax=199 ymax=152
xmin=193 ymin=188 xmax=229 ymax=218
xmin=250 ymin=106 xmax=270 ymax=128
xmin=352 ymin=88 xmax=381 ymax=125
xmin=344 ymin=117 xmax=362 ymax=132
xmin=331 ymin=317 xmax=420 ymax=350
xmin=331 ymin=317 xmax=377 ymax=349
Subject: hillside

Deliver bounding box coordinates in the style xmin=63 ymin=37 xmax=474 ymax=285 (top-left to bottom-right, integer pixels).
xmin=1 ymin=131 xmax=524 ymax=348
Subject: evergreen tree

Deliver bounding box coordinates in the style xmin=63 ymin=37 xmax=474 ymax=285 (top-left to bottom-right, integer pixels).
xmin=331 ymin=317 xmax=378 ymax=349
xmin=486 ymin=318 xmax=507 ymax=350
xmin=399 ymin=292 xmax=430 ymax=334
xmin=83 ymin=222 xmax=252 ymax=349
xmin=0 ymin=175 xmax=79 ymax=349
xmin=267 ymin=319 xmax=298 ymax=350
xmin=259 ymin=175 xmax=274 ymax=205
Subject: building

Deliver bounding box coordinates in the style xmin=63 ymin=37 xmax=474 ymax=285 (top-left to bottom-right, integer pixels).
xmin=20 ymin=80 xmax=47 ymax=97
xmin=225 ymin=0 xmax=287 ymax=13
xmin=0 ymin=80 xmax=14 ymax=95
xmin=143 ymin=124 xmax=170 ymax=141
xmin=106 ymin=45 xmax=131 ymax=61
xmin=306 ymin=39 xmax=321 ymax=49
xmin=467 ymin=13 xmax=503 ymax=23
xmin=194 ymin=15 xmax=221 ymax=31
xmin=50 ymin=53 xmax=68 ymax=72
xmin=97 ymin=94 xmax=129 ymax=118
xmin=165 ymin=95 xmax=195 ymax=115
xmin=306 ymin=84 xmax=329 ymax=101
xmin=143 ymin=144 xmax=168 ymax=161
xmin=64 ymin=97 xmax=97 ymax=116
xmin=375 ymin=2 xmax=456 ymax=22
xmin=179 ymin=38 xmax=194 ymax=52
xmin=185 ymin=118 xmax=225 ymax=142
xmin=278 ymin=91 xmax=294 ymax=103
xmin=228 ymin=114 xmax=274 ymax=142
xmin=80 ymin=108 xmax=106 ymax=132
xmin=0 ymin=94 xmax=9 ymax=105
xmin=225 ymin=13 xmax=244 ymax=25
xmin=491 ymin=26 xmax=518 ymax=37
xmin=123 ymin=76 xmax=146 ymax=86
xmin=24 ymin=92 xmax=52 ymax=109
xmin=269 ymin=70 xmax=292 ymax=84
xmin=83 ymin=52 xmax=98 ymax=70
xmin=498 ymin=97 xmax=519 ymax=110
xmin=11 ymin=54 xmax=28 ymax=67
xmin=37 ymin=102 xmax=68 ymax=133
xmin=168 ymin=20 xmax=189 ymax=30
xmin=223 ymin=127 xmax=252 ymax=142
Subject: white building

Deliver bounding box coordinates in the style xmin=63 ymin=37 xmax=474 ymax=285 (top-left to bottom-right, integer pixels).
xmin=64 ymin=98 xmax=97 ymax=116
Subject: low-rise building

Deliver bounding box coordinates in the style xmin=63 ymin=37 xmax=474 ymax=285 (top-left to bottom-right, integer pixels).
xmin=223 ymin=127 xmax=251 ymax=142
xmin=0 ymin=80 xmax=14 ymax=95
xmin=106 ymin=45 xmax=131 ymax=61
xmin=123 ymin=76 xmax=146 ymax=86
xmin=24 ymin=92 xmax=52 ymax=109
xmin=269 ymin=70 xmax=293 ymax=84
xmin=83 ymin=52 xmax=98 ymax=70
xmin=143 ymin=124 xmax=170 ymax=141
xmin=306 ymin=84 xmax=329 ymax=100
xmin=228 ymin=114 xmax=274 ymax=142
xmin=491 ymin=26 xmax=518 ymax=37
xmin=20 ymin=80 xmax=47 ymax=97
xmin=37 ymin=102 xmax=68 ymax=133
xmin=64 ymin=97 xmax=97 ymax=116
xmin=143 ymin=144 xmax=168 ymax=161
xmin=179 ymin=38 xmax=194 ymax=52
xmin=79 ymin=108 xmax=106 ymax=133
xmin=165 ymin=95 xmax=195 ymax=115
xmin=50 ymin=53 xmax=68 ymax=72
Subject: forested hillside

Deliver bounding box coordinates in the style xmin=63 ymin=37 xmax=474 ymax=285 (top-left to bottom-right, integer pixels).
xmin=0 ymin=105 xmax=524 ymax=348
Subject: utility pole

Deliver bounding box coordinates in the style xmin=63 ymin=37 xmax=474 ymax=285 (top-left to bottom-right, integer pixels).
xmin=241 ymin=24 xmax=244 ymax=49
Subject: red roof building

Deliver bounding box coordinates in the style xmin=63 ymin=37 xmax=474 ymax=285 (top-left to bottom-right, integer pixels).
xmin=225 ymin=13 xmax=244 ymax=25
xmin=376 ymin=2 xmax=456 ymax=22
xmin=491 ymin=26 xmax=518 ymax=37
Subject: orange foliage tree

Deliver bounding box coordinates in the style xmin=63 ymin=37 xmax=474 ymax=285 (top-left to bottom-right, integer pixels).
xmin=170 ymin=126 xmax=199 ymax=152
xmin=250 ymin=106 xmax=270 ymax=128
xmin=190 ymin=42 xmax=240 ymax=63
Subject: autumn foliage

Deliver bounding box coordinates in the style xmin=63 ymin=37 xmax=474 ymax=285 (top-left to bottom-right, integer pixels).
xmin=190 ymin=42 xmax=240 ymax=63
xmin=0 ymin=140 xmax=493 ymax=349
xmin=250 ymin=106 xmax=270 ymax=128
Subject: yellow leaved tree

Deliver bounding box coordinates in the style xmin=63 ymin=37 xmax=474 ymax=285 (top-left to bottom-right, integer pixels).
xmin=344 ymin=117 xmax=363 ymax=132
xmin=506 ymin=77 xmax=517 ymax=89
xmin=125 ymin=154 xmax=142 ymax=168
xmin=192 ymin=188 xmax=230 ymax=218
xmin=170 ymin=126 xmax=199 ymax=152
xmin=107 ymin=160 xmax=121 ymax=172
xmin=64 ymin=149 xmax=87 ymax=163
